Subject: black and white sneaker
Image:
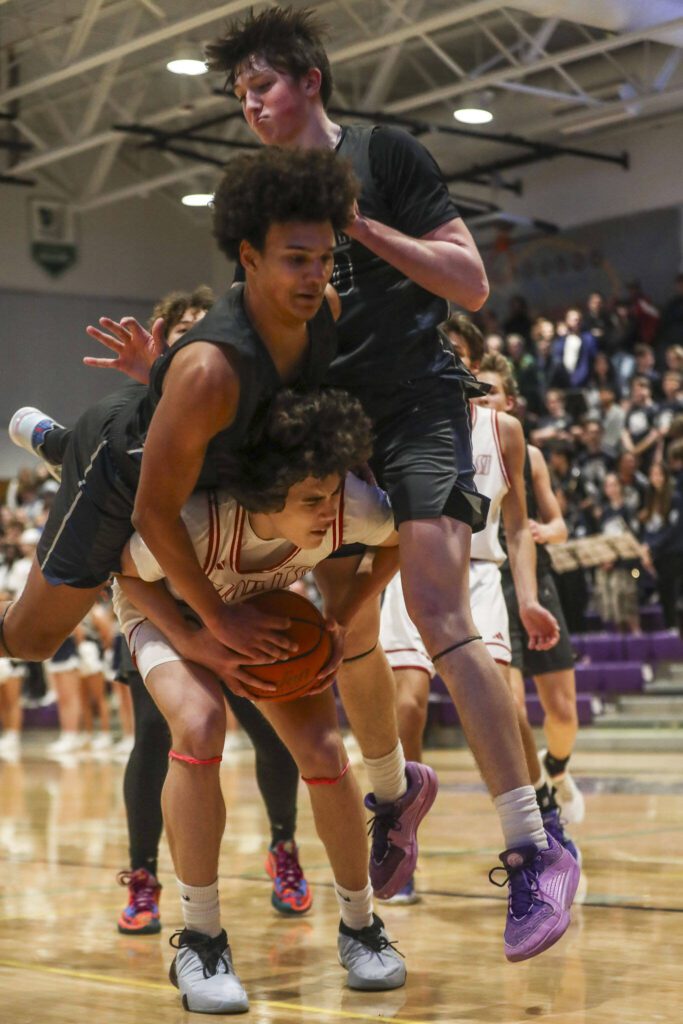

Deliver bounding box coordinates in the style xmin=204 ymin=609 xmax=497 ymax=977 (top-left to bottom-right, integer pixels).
xmin=9 ymin=407 xmax=63 ymax=481
xmin=338 ymin=913 xmax=406 ymax=990
xmin=169 ymin=928 xmax=249 ymax=1014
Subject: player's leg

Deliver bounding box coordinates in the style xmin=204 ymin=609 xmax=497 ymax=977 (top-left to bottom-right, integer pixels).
xmin=0 ymin=666 xmax=24 ymax=758
xmin=259 ymin=689 xmax=405 ymax=991
xmin=314 ymin=556 xmax=438 ymax=900
xmin=395 ymin=669 xmax=430 ymax=763
xmin=222 ymin=687 xmax=309 ymax=916
xmin=144 ymin=652 xmax=248 ymax=1013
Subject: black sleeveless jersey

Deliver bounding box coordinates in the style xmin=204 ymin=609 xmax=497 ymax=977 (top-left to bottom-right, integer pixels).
xmin=109 ymin=284 xmax=337 ymax=490
xmin=328 ymin=125 xmax=461 ymax=392
xmin=500 ymin=446 xmax=552 ymax=577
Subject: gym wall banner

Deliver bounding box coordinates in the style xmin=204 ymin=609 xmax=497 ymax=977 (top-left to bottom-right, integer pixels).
xmin=29 ymin=198 xmax=78 ymax=277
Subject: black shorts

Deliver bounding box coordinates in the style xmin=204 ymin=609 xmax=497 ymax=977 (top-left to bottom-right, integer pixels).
xmin=36 ymin=385 xmax=141 ymax=589
xmin=359 ymin=375 xmax=488 ymax=531
xmin=502 ymin=570 xmax=575 ymax=676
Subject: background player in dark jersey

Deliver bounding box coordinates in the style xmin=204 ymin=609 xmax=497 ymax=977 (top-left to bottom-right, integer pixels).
xmin=207 ymin=6 xmax=571 ymax=962
xmin=2 ymin=148 xmax=356 ymax=681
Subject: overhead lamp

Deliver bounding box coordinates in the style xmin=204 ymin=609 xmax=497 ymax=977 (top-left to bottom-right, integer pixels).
xmin=166 ymin=45 xmax=207 ymax=76
xmin=182 ymin=193 xmax=213 ymax=207
xmin=454 ymin=106 xmax=493 ymax=125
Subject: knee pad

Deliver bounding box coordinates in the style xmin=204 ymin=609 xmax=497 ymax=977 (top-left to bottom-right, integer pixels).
xmin=302 ymin=760 xmax=351 ymax=786
xmin=168 ymin=750 xmax=222 ymax=766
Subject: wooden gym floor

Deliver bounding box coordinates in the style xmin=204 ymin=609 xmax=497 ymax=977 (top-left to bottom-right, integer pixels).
xmin=1 ymin=738 xmax=681 ymax=1023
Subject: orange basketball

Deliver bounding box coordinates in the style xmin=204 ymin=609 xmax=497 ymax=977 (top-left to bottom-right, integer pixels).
xmin=240 ymin=589 xmax=333 ymax=703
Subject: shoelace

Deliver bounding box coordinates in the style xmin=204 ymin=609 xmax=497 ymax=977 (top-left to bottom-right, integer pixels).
xmin=366 ymin=809 xmax=401 ymax=863
xmin=488 ymin=860 xmax=541 ymax=920
xmin=117 ymin=869 xmax=158 ymax=913
xmin=169 ymin=929 xmax=231 ymax=979
xmin=274 ymin=843 xmax=304 ymax=893
xmin=350 ymin=920 xmax=405 ymax=959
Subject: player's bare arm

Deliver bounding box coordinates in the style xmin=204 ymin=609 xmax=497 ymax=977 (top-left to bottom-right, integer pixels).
xmin=527 ymin=444 xmax=568 ymax=546
xmin=132 ymin=344 xmax=293 ymax=662
xmin=499 ymin=414 xmax=559 ymax=652
xmin=345 ymin=211 xmax=488 ymax=311
xmin=84 ymin=315 xmax=168 ymax=383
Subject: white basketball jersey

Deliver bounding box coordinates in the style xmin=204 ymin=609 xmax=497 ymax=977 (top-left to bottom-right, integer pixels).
xmin=469 ymin=404 xmax=509 ymax=564
xmin=113 ymin=473 xmax=393 ymax=638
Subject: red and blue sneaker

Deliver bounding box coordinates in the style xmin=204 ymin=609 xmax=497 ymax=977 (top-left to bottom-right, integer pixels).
xmin=117 ymin=867 xmax=162 ymax=935
xmin=265 ymin=840 xmax=313 ymax=916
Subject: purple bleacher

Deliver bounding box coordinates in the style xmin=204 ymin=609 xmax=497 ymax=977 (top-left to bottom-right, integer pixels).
xmin=580 ymin=633 xmax=623 ymax=662
xmin=623 ymin=634 xmax=651 ymax=662
xmin=574 ymin=664 xmax=604 ymax=692
xmin=649 ymin=629 xmax=683 ymax=661
xmin=640 ymin=605 xmax=666 ymax=632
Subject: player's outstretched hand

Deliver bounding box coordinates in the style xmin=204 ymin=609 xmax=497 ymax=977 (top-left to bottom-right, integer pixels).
xmin=84 ymin=315 xmax=168 ymax=383
xmin=520 ymin=601 xmax=560 ymax=652
xmin=208 ymin=600 xmax=297 ymax=664
xmin=306 ymin=618 xmax=345 ymax=697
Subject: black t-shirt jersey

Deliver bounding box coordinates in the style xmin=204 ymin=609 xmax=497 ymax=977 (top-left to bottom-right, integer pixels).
xmin=328 ymin=125 xmax=460 ymax=392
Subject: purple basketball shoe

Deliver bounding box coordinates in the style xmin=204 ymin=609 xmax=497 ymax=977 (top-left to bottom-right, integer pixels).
xmin=490 ymin=829 xmax=580 ymax=962
xmin=364 ymin=761 xmax=438 ymax=900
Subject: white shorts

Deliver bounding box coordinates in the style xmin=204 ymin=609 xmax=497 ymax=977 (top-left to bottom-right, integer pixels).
xmin=78 ymin=640 xmax=104 ymax=676
xmin=379 ymin=562 xmax=511 ymax=672
xmin=0 ymin=659 xmax=25 ymax=684
xmin=127 ymin=620 xmax=182 ymax=682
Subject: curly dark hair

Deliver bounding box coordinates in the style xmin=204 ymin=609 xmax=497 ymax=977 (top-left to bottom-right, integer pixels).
xmin=206 ymin=6 xmax=333 ymax=108
xmin=212 ymin=146 xmax=357 ymax=261
xmin=147 ymin=285 xmax=214 ymax=333
xmin=220 ymin=388 xmax=374 ymax=513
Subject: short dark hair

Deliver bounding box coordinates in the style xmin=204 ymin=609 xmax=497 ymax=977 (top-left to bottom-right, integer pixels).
xmin=148 ymin=285 xmax=214 ymax=333
xmin=206 ymin=6 xmax=334 ymax=108
xmin=443 ymin=314 xmax=485 ymax=366
xmin=212 ymin=146 xmax=357 ymax=261
xmin=479 ymin=352 xmax=519 ymax=398
xmin=219 ymin=389 xmax=374 ymax=513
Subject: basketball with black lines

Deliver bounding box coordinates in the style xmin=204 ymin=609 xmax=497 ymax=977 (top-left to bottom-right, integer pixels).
xmin=241 ymin=589 xmax=332 ymax=702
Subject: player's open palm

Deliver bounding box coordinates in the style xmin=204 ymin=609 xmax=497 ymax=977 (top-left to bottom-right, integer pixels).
xmin=521 ymin=601 xmax=560 ymax=652
xmin=84 ymin=315 xmax=168 ymax=383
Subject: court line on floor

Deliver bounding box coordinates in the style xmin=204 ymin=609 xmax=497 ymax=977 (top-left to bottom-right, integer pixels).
xmin=0 ymin=958 xmax=430 ymax=1024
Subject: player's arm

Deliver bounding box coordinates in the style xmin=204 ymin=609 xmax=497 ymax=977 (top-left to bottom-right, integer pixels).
xmin=347 ymin=211 xmax=488 ymax=311
xmin=114 ymin=575 xmax=276 ymax=699
xmin=499 ymin=414 xmax=559 ymax=652
xmin=131 ymin=344 xmax=292 ymax=661
xmin=331 ymin=534 xmax=400 ymax=629
xmin=527 ymin=444 xmax=568 ymax=545
xmin=84 ymin=316 xmax=168 ymax=383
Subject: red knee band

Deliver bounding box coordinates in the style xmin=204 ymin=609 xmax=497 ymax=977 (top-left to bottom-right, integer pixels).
xmin=169 ymin=750 xmax=222 ymax=766
xmin=302 ymin=759 xmax=351 ymax=786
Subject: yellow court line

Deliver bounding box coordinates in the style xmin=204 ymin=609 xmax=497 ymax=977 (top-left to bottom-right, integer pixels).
xmin=0 ymin=959 xmax=433 ymax=1024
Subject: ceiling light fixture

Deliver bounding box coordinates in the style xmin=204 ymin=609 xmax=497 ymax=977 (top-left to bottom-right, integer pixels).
xmin=166 ymin=45 xmax=207 ymax=76
xmin=181 ymin=193 xmax=213 ymax=207
xmin=454 ymin=106 xmax=493 ymax=125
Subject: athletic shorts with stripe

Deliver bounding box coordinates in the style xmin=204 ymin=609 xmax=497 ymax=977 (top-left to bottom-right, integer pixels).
xmin=380 ymin=561 xmax=511 ymax=673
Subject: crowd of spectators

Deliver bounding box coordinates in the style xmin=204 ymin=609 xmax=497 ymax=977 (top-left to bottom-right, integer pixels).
xmin=475 ymin=274 xmax=683 ymax=634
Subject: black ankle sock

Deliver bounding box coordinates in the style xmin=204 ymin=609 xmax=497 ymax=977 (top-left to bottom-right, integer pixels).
xmin=270 ymin=827 xmax=294 ymax=848
xmin=544 ymin=751 xmax=570 ymax=778
xmin=535 ymin=781 xmax=558 ymax=815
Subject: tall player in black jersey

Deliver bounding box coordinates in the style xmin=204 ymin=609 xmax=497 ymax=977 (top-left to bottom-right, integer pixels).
xmin=1 ymin=147 xmax=356 ymax=679
xmin=208 ymin=6 xmax=572 ymax=963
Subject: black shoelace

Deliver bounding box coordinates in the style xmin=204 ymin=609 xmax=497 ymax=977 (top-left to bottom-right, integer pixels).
xmin=170 ymin=929 xmax=231 ymax=978
xmin=366 ymin=810 xmax=400 ymax=862
xmin=488 ymin=862 xmax=541 ymax=920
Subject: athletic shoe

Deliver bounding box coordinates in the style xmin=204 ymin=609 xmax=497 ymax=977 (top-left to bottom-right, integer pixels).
xmin=9 ymin=407 xmax=63 ymax=481
xmin=364 ymin=761 xmax=438 ymax=899
xmin=0 ymin=732 xmax=20 ymax=761
xmin=265 ymin=840 xmax=313 ymax=915
xmin=90 ymin=732 xmax=113 ymax=756
xmin=117 ymin=867 xmax=162 ymax=935
xmin=490 ymin=830 xmax=580 ymax=963
xmin=46 ymin=732 xmax=89 ymax=756
xmin=542 ymin=808 xmax=581 ymax=866
xmin=338 ymin=913 xmax=406 ymax=991
xmin=169 ymin=927 xmax=249 ymax=1014
xmin=378 ymin=875 xmax=420 ymax=905
xmin=540 ymin=749 xmax=585 ymax=824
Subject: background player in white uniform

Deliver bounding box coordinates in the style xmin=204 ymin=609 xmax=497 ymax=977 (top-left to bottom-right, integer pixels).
xmin=380 ymin=316 xmax=574 ymax=901
xmin=113 ymin=389 xmax=409 ymax=1012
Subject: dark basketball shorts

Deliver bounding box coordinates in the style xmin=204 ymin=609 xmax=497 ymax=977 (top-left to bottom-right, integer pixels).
xmin=36 ymin=386 xmax=140 ymax=589
xmin=502 ymin=570 xmax=575 ymax=676
xmin=361 ymin=374 xmax=489 ymax=529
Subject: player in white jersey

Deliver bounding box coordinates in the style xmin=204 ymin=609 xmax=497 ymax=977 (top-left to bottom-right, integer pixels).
xmin=379 ymin=315 xmax=565 ymax=903
xmin=113 ymin=388 xmax=410 ymax=1011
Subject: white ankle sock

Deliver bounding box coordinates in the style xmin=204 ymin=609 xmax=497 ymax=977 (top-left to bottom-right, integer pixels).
xmin=176 ymin=877 xmax=222 ymax=938
xmin=335 ymin=880 xmax=374 ymax=931
xmin=494 ymin=786 xmax=548 ymax=851
xmin=363 ymin=742 xmax=407 ymax=803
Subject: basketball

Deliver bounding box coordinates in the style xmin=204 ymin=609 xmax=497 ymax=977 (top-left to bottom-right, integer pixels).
xmin=240 ymin=589 xmax=333 ymax=702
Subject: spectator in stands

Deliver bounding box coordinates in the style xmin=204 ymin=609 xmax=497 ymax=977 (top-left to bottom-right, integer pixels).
xmin=530 ymin=389 xmax=573 ymax=448
xmin=505 ymin=333 xmax=544 ymax=417
xmin=548 ymin=441 xmax=593 ymax=529
xmin=663 ymin=343 xmax=683 ymax=375
xmin=656 ymin=370 xmax=683 ymax=439
xmin=585 ymin=351 xmax=621 ymax=413
xmin=592 ymin=473 xmax=641 ymax=634
xmin=655 ymin=272 xmax=683 ymax=361
xmin=610 ymin=298 xmax=638 ymax=392
xmin=584 ymin=290 xmax=614 ymax=352
xmin=640 ymin=454 xmax=683 ymax=632
xmin=577 ymin=419 xmax=613 ymax=501
xmin=484 ymin=331 xmax=505 ymax=354
xmin=615 ymin=451 xmax=648 ymax=516
xmin=551 ymin=307 xmax=597 ymax=388
xmin=532 ymin=317 xmax=569 ymax=394
xmin=627 ymin=279 xmax=660 ymax=347
xmin=621 ymin=375 xmax=661 ymax=471
xmin=503 ymin=294 xmax=532 ymax=340
xmin=597 ymin=385 xmax=626 ymax=458
xmin=633 ymin=344 xmax=662 ymax=397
